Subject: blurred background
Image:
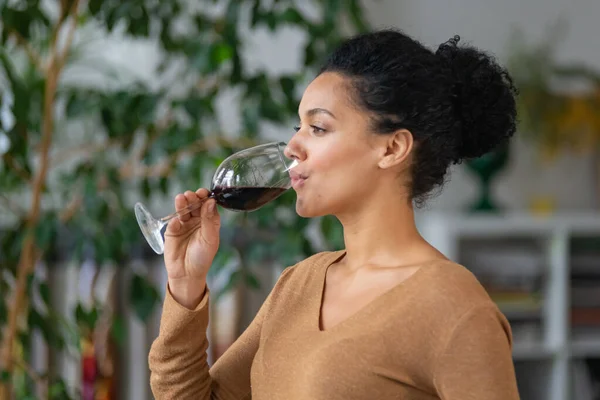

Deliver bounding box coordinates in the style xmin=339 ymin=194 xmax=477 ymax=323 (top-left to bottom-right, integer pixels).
xmin=0 ymin=0 xmax=599 ymax=399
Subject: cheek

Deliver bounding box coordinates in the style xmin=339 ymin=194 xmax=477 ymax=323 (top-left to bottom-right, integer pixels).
xmin=308 ymin=142 xmax=373 ymax=197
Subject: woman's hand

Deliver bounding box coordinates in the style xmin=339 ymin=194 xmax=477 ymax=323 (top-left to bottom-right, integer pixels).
xmin=163 ymin=188 xmax=221 ymax=309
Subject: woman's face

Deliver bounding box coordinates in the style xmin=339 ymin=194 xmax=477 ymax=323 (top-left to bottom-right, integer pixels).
xmin=284 ymin=72 xmax=393 ymax=218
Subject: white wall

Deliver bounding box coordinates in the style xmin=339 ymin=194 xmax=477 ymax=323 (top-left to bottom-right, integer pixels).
xmin=363 ymin=0 xmax=600 ymax=211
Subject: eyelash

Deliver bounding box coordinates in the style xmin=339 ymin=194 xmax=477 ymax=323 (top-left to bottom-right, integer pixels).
xmin=293 ymin=125 xmax=327 ymax=135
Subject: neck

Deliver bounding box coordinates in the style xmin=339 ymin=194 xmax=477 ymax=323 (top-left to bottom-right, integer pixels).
xmin=335 ymin=188 xmax=443 ymax=270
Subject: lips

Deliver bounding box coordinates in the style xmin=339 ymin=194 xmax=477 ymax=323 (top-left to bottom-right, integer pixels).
xmin=289 ymin=170 xmax=308 ymax=189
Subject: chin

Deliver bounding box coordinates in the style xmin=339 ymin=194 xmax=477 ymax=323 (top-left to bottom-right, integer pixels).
xmin=295 ymin=199 xmax=329 ymax=219
xmin=295 ymin=203 xmax=313 ymax=218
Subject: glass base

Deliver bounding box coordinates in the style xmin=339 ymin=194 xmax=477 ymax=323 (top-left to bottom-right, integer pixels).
xmin=134 ymin=202 xmax=166 ymax=254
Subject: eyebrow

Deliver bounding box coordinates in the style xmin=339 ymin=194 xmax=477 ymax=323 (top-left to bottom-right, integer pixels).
xmin=302 ymin=108 xmax=336 ymax=119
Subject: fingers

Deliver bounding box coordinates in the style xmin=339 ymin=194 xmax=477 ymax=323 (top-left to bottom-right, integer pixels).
xmin=200 ymin=198 xmax=221 ymax=246
xmin=196 ymin=188 xmax=210 ymax=198
xmin=175 ymin=193 xmax=190 ymax=222
xmin=174 ymin=189 xmax=210 ymax=223
xmin=184 ymin=191 xmax=202 ymax=218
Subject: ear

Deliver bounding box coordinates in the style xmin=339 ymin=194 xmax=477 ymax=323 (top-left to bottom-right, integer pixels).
xmin=377 ymin=129 xmax=413 ymax=169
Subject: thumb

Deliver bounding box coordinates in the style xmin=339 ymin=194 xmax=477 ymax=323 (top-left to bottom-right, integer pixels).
xmin=200 ymin=199 xmax=220 ymax=246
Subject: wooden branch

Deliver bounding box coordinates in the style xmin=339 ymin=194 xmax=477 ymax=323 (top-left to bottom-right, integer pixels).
xmin=119 ymin=135 xmax=258 ymax=179
xmin=2 ymin=154 xmax=31 ymax=182
xmin=11 ymin=356 xmax=47 ymax=399
xmin=49 ymin=138 xmax=123 ymax=167
xmin=56 ymin=0 xmax=80 ymax=71
xmin=48 ymin=0 xmax=68 ymax=60
xmin=0 ymin=2 xmax=80 ymax=395
xmin=7 ymin=29 xmax=44 ymax=71
xmin=59 ymin=194 xmax=82 ymax=223
xmin=0 ymin=193 xmax=24 ymax=216
xmin=133 ymin=112 xmax=173 ymax=164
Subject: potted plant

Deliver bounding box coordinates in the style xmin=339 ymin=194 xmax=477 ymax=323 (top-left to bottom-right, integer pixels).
xmin=0 ymin=1 xmax=368 ymax=398
xmin=506 ymin=25 xmax=600 ymax=209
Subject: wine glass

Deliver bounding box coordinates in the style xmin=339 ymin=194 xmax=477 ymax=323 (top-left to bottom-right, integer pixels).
xmin=134 ymin=141 xmax=297 ymax=255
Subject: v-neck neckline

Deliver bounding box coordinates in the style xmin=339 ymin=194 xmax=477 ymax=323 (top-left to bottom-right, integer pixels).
xmin=314 ymin=250 xmax=433 ymax=333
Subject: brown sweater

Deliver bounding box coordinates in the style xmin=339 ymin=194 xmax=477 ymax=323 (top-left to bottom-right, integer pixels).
xmin=148 ymin=251 xmax=520 ymax=399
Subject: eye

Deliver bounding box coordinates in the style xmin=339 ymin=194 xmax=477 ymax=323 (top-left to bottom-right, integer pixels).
xmin=293 ymin=124 xmax=327 ymax=135
xmin=310 ymin=125 xmax=327 ymax=135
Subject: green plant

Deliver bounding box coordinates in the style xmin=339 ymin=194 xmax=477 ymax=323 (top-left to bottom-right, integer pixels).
xmin=0 ymin=0 xmax=368 ymax=398
xmin=507 ymin=24 xmax=600 ymax=159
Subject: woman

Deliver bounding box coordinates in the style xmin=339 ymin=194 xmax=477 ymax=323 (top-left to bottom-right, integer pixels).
xmin=149 ymin=29 xmax=520 ymax=399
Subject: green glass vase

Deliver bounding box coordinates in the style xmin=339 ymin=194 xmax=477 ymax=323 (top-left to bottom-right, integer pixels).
xmin=464 ymin=143 xmax=510 ymax=213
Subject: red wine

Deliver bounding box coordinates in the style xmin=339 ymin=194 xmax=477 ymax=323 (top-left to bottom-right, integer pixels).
xmin=210 ymin=186 xmax=287 ymax=211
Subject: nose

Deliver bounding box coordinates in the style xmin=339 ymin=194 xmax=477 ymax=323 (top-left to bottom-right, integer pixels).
xmin=284 ymin=132 xmax=306 ymax=162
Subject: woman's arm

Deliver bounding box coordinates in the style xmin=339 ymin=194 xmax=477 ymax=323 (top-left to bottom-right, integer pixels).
xmin=149 ymin=267 xmax=293 ymax=400
xmin=433 ymin=305 xmax=521 ymax=400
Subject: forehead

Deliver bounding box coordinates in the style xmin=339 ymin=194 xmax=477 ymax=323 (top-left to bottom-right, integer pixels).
xmin=298 ymin=72 xmax=355 ymax=116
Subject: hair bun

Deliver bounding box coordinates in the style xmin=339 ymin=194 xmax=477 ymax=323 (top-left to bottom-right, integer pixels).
xmin=436 ymin=35 xmax=518 ymax=161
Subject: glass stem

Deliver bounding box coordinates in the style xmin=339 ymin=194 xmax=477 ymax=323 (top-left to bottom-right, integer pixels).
xmin=159 ymin=196 xmax=212 ymax=223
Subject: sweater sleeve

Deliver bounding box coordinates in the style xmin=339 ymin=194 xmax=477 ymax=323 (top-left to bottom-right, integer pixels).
xmin=149 ymin=267 xmax=293 ymax=400
xmin=433 ymin=305 xmax=521 ymax=400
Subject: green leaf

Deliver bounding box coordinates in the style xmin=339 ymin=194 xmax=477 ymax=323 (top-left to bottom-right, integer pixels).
xmin=48 ymin=379 xmax=72 ymax=400
xmin=280 ymin=8 xmax=304 ymax=25
xmin=39 ymin=282 xmax=51 ymax=307
xmin=260 ymin=96 xmax=284 ymax=122
xmin=130 ymin=274 xmax=161 ymax=322
xmin=28 ymin=307 xmax=64 ymax=349
xmin=303 ymin=41 xmax=316 ymax=66
xmin=141 ymin=177 xmax=152 ymax=199
xmin=158 ymin=177 xmax=169 ymax=195
xmin=74 ymin=303 xmax=98 ymax=331
xmin=110 ymin=316 xmax=127 ymax=348
xmin=280 ymin=76 xmax=296 ymax=99
xmin=0 ymin=297 xmax=6 ymax=325
xmin=34 ymin=216 xmax=56 ymax=251
xmin=323 ymin=0 xmax=343 ymax=25
xmin=208 ymin=246 xmax=237 ymax=279
xmin=137 ymin=94 xmax=160 ymax=124
xmin=242 ymin=103 xmax=260 ymax=137
xmin=250 ymin=0 xmax=262 ymax=27
xmin=88 ymin=0 xmax=103 ymax=16
xmin=0 ymin=369 xmax=10 ymax=382
xmin=302 ymin=236 xmax=314 ymax=255
xmin=0 ymin=49 xmax=29 ymax=122
xmin=320 ymin=215 xmax=344 ymax=250
xmin=211 ymin=42 xmax=233 ymax=65
xmin=66 ymin=90 xmax=98 ymax=118
xmin=215 ymin=269 xmax=242 ymax=302
xmin=265 ymin=12 xmax=277 ymax=31
xmin=178 ymin=94 xmax=214 ymax=122
xmin=1 ymin=6 xmax=49 ymax=41
xmin=346 ymin=0 xmax=369 ymax=33
xmin=245 ymin=272 xmax=261 ymax=290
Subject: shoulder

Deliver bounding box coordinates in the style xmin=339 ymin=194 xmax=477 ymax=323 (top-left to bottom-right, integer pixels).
xmin=416 ymin=259 xmax=508 ymax=330
xmin=426 ymin=259 xmax=496 ymax=306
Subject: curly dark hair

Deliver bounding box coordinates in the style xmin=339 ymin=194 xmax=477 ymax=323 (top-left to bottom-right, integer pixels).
xmin=319 ymin=29 xmax=518 ymax=206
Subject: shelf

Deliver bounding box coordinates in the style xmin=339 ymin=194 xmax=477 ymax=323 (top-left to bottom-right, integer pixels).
xmin=417 ymin=211 xmax=600 ymax=237
xmin=512 ymin=342 xmax=557 ymax=360
xmin=416 ymin=211 xmax=600 ymax=400
xmin=502 ymin=307 xmax=542 ymax=320
xmin=570 ymin=333 xmax=600 ymax=358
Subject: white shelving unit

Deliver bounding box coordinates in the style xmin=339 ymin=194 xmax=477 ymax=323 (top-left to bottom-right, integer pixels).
xmin=416 ymin=211 xmax=600 ymax=400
